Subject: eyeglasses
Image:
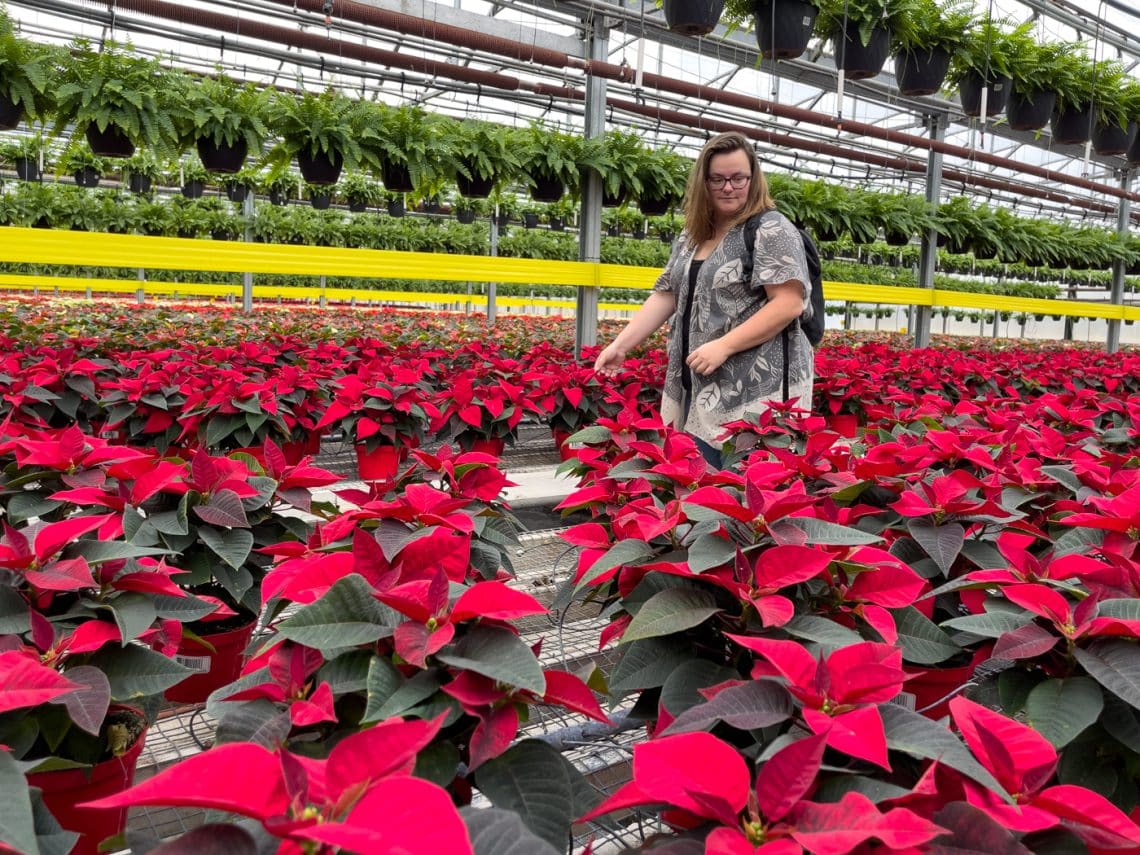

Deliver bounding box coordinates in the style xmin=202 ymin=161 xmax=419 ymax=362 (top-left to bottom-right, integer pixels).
xmin=706 ymin=173 xmax=752 ymax=190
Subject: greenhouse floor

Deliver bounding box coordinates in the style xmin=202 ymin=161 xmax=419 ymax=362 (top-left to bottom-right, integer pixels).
xmin=119 ymin=426 xmax=664 ymax=854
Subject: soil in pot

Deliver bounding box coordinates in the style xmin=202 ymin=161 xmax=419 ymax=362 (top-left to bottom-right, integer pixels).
xmin=753 ymin=0 xmax=818 ymax=59
xmin=26 ymin=707 xmax=147 ymax=855
xmin=662 ymin=0 xmax=725 ymax=36
xmin=894 ymin=47 xmax=950 ymax=97
xmin=1007 ymin=88 xmax=1055 ymax=131
xmin=297 ymin=149 xmax=344 ymax=185
xmin=85 ymin=123 xmax=134 ymax=158
xmin=1051 ymin=103 xmax=1094 ymax=145
xmin=197 ymin=136 xmax=248 ymax=174
xmin=959 ymin=73 xmax=1011 ymax=118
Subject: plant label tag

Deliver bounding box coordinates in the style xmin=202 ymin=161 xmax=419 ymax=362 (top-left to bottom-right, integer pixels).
xmin=175 ymin=654 xmax=212 ymax=674
xmin=890 ymin=691 xmax=917 ymax=711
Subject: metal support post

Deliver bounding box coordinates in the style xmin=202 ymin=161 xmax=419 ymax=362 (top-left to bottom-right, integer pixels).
xmin=488 ymin=214 xmax=499 ymax=323
xmin=914 ymin=113 xmax=946 ymax=349
xmin=1107 ymin=168 xmax=1131 ymax=354
xmin=242 ymin=192 xmax=255 ymax=313
xmin=136 ymin=267 xmax=145 ymax=305
xmin=575 ymin=11 xmax=608 ymax=359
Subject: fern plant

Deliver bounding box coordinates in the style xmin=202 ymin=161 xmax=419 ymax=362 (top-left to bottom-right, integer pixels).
xmin=447 ymin=118 xmax=522 ymax=185
xmin=0 ymin=11 xmax=58 ymax=124
xmin=890 ymin=0 xmax=976 ymax=59
xmin=356 ymin=102 xmax=448 ymax=190
xmin=51 ymin=39 xmax=178 ymax=151
xmin=517 ymin=123 xmax=604 ymax=195
xmin=266 ymin=88 xmax=361 ymax=169
xmin=177 ymin=73 xmax=272 ymax=153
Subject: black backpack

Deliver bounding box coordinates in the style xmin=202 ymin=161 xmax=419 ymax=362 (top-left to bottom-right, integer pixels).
xmin=742 ymin=210 xmax=825 ymax=347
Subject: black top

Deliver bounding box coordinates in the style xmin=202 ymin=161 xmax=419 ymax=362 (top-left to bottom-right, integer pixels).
xmin=680 ymin=259 xmax=704 ymax=394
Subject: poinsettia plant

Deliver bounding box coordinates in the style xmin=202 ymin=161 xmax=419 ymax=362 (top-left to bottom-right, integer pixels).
xmin=314 ymin=364 xmax=439 ymax=451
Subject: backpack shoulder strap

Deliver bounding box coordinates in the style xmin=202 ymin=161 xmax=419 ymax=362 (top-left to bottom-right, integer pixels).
xmin=740 ymin=209 xmax=778 ymax=283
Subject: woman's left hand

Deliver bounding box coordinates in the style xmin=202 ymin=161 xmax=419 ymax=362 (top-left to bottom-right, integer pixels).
xmin=686 ymin=339 xmax=732 ymax=376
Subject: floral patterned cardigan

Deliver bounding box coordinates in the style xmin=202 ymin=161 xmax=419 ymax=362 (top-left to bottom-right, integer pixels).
xmin=652 ymin=209 xmax=814 ymax=445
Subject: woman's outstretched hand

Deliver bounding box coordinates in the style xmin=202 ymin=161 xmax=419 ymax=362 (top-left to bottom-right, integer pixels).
xmin=594 ymin=342 xmax=627 ymax=377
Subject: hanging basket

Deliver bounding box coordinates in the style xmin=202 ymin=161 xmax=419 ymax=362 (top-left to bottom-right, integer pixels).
xmin=309 ymin=192 xmax=332 ymax=210
xmin=1050 ymin=103 xmax=1094 ymax=146
xmin=662 ymin=0 xmax=725 ymax=36
xmin=1006 ymin=88 xmax=1056 ymax=132
xmin=129 ymin=173 xmax=152 ymax=194
xmin=0 ymin=92 xmax=23 ymax=130
xmin=958 ymin=72 xmax=1011 ymax=119
xmin=456 ymin=163 xmax=495 ymax=198
xmin=347 ymin=198 xmax=369 ymax=213
xmin=27 ymin=707 xmax=148 ymax=855
xmin=181 ymin=179 xmax=205 ymax=199
xmin=164 ymin=617 xmax=257 ymax=704
xmin=1092 ymin=120 xmax=1138 ymax=157
xmin=72 ymin=166 xmax=101 ymax=188
xmin=833 ymin=24 xmax=890 ymax=80
xmin=387 ymin=198 xmax=406 ymax=218
xmin=530 ymin=173 xmax=565 ymax=203
xmin=893 ymin=47 xmax=950 ymax=97
xmin=14 ymin=157 xmax=39 ymax=182
xmin=456 ymin=207 xmax=477 ymax=224
xmin=197 ymin=137 xmax=248 ymax=174
xmin=1127 ymin=131 xmax=1140 ymax=166
xmin=602 ymin=188 xmax=627 ymax=208
xmin=753 ymin=0 xmax=818 ymax=59
xmin=297 ymin=149 xmax=344 ymax=185
xmin=382 ymin=162 xmax=415 ymax=193
xmin=225 ymin=181 xmax=249 ymax=203
xmin=638 ymin=192 xmax=675 ymax=217
xmin=85 ymin=123 xmax=135 ymax=158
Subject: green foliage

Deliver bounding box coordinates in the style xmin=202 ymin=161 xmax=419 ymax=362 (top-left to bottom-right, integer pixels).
xmin=945 ymin=14 xmax=1019 ymax=85
xmin=338 ymin=171 xmax=384 ymax=207
xmin=122 ymin=148 xmax=162 ymax=180
xmin=446 ymin=119 xmax=522 ymax=187
xmin=890 ymin=0 xmax=977 ymax=57
xmin=517 ymin=123 xmax=605 ymax=194
xmin=816 ymin=0 xmax=919 ymax=46
xmin=0 ymin=12 xmax=59 ymax=121
xmin=1005 ymin=26 xmax=1074 ymax=98
xmin=51 ymin=39 xmax=178 ymax=150
xmin=355 ymin=102 xmax=450 ymax=191
xmin=176 ymin=72 xmax=272 ymax=152
xmin=266 ymin=88 xmax=361 ymax=169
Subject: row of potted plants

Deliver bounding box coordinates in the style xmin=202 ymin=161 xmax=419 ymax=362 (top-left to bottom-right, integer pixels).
xmin=670 ymin=0 xmax=1140 ymax=159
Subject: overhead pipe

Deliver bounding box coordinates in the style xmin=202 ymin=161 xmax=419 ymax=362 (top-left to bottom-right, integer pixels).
xmin=78 ymin=0 xmax=1132 ymax=217
xmin=281 ymin=0 xmax=1139 ymax=204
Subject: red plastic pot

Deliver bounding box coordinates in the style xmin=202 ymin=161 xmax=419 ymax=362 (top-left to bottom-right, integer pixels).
xmin=355 ymin=442 xmax=408 ymax=481
xmin=283 ymin=432 xmax=322 ymax=464
xmin=825 ymin=414 xmax=859 ymax=438
xmin=164 ymin=619 xmax=256 ymax=704
xmin=551 ymin=428 xmax=577 ymax=461
xmin=27 ymin=709 xmax=147 ymax=855
xmin=465 ymin=437 xmax=506 ymax=457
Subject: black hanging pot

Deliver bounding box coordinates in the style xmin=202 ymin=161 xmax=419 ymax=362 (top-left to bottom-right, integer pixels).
xmin=181 ymin=180 xmax=205 ymax=199
xmin=297 ymin=149 xmax=344 ymax=185
xmin=0 ymin=93 xmax=23 ymax=130
xmin=753 ymin=0 xmax=818 ymax=59
xmin=128 ymin=173 xmax=152 ymax=194
xmin=883 ymin=228 xmax=911 ymax=247
xmin=456 ymin=164 xmax=495 ymax=198
xmin=639 ymin=193 xmax=675 ymax=217
xmin=85 ymin=123 xmax=135 ymax=158
xmin=1007 ymin=88 xmax=1056 ymax=132
xmin=607 ymin=224 xmax=620 ymax=237
xmin=225 ymin=182 xmax=249 ymax=203
xmin=309 ymin=192 xmax=331 ymax=210
xmin=387 ymin=198 xmax=405 ymax=218
xmin=548 ymin=216 xmax=565 ymax=231
xmin=523 ymin=212 xmax=539 ymax=229
xmin=893 ymin=47 xmax=950 ymax=97
xmin=530 ymin=173 xmax=564 ymax=203
xmin=834 ymin=24 xmax=890 ymax=80
xmin=196 ymin=137 xmax=248 ymax=174
xmin=1051 ymin=103 xmax=1094 ymax=146
xmin=456 ymin=207 xmax=476 ymax=224
xmin=1127 ymin=131 xmax=1140 ymax=166
xmin=14 ymin=157 xmax=40 ymax=182
xmin=72 ymin=166 xmax=101 ymax=188
xmin=602 ymin=188 xmax=627 ymax=208
xmin=211 ymin=229 xmax=237 ymax=242
xmin=347 ymin=199 xmax=369 ymax=213
xmin=959 ymin=72 xmax=1011 ymax=118
xmin=1092 ymin=120 xmax=1138 ymax=157
xmin=382 ymin=162 xmax=414 ymax=193
xmin=268 ymin=189 xmax=288 ymax=206
xmin=662 ymin=0 xmax=725 ymax=36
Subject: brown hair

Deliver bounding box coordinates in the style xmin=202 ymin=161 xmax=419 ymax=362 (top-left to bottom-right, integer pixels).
xmin=682 ymin=132 xmax=776 ymax=244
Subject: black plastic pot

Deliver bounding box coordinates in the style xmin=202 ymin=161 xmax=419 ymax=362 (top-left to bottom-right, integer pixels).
xmin=523 ymin=212 xmax=539 ymax=229
xmin=72 ymin=166 xmax=101 ymax=188
xmin=958 ymin=73 xmax=1011 ymax=118
xmin=1007 ymin=88 xmax=1056 ymax=132
xmin=663 ymin=0 xmax=725 ymax=36
xmin=268 ymin=189 xmax=288 ymax=206
xmin=181 ymin=180 xmax=205 ymax=199
xmin=309 ymin=192 xmax=331 ymax=210
xmin=639 ymin=193 xmax=675 ymax=217
xmin=1127 ymin=132 xmax=1140 ymax=166
xmin=347 ymin=199 xmax=369 ymax=213
xmin=607 ymin=224 xmax=620 ymax=237
xmin=128 ymin=173 xmax=152 ymax=195
xmin=893 ymin=48 xmax=950 ymax=97
xmin=14 ymin=157 xmax=39 ymax=182
xmin=197 ymin=137 xmax=248 ymax=174
xmin=834 ymin=24 xmax=890 ymax=80
xmin=387 ymin=198 xmax=405 ymax=218
xmin=602 ymin=189 xmax=627 ymax=208
xmin=225 ymin=182 xmax=249 ymax=203
xmin=0 ymin=93 xmax=23 ymax=130
xmin=85 ymin=123 xmax=135 ymax=158
xmin=659 ymin=229 xmax=675 ymax=243
xmin=1092 ymin=120 xmax=1138 ymax=157
xmin=530 ymin=174 xmax=565 ymax=203
xmin=211 ymin=230 xmax=237 ymax=242
xmin=753 ymin=0 xmax=818 ymax=60
xmin=419 ymin=199 xmax=442 ymax=214
xmin=297 ymin=149 xmax=343 ymax=185
xmin=549 ymin=217 xmax=565 ymax=232
xmin=883 ymin=228 xmax=912 ymax=247
xmin=1051 ymin=103 xmax=1094 ymax=146
xmin=456 ymin=166 xmax=495 ymax=199
xmin=456 ymin=208 xmax=476 ymax=224
xmin=382 ymin=162 xmax=414 ymax=193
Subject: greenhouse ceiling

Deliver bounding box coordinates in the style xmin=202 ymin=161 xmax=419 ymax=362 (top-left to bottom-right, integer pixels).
xmin=8 ymin=0 xmax=1140 ymax=226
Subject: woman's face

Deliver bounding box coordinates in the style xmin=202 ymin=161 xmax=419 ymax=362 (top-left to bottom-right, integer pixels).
xmin=706 ymin=149 xmax=753 ymax=224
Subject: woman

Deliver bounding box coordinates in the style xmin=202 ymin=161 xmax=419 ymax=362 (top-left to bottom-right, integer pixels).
xmin=594 ymin=131 xmax=814 ymax=466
